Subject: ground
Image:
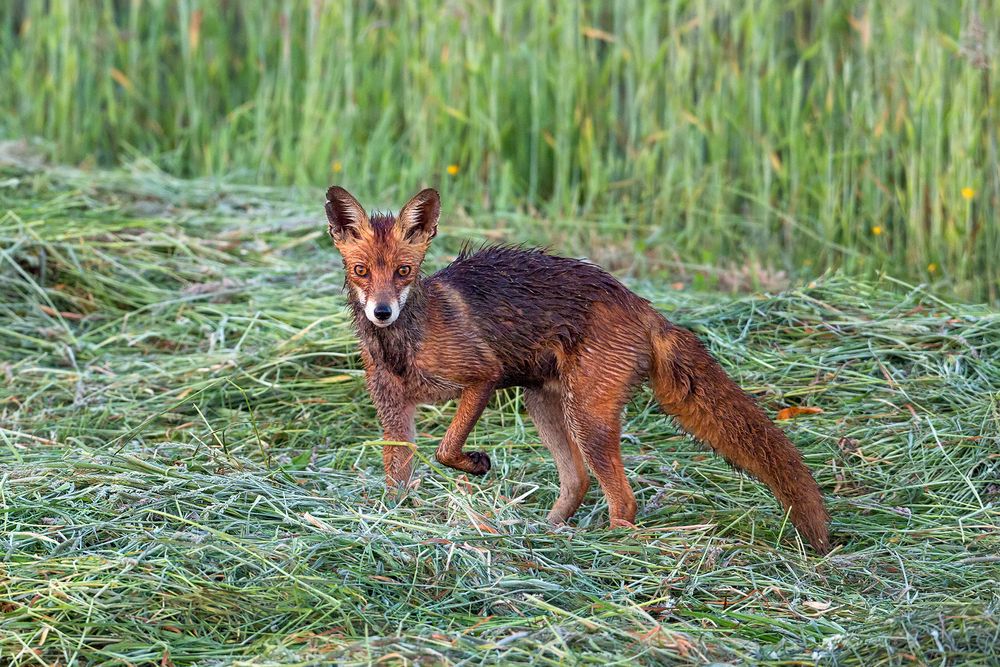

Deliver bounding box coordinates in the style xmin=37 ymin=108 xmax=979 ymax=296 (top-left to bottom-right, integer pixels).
xmin=1 ymin=165 xmax=998 ymax=665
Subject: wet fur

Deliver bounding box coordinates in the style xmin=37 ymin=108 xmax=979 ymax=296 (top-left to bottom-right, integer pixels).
xmin=327 ymin=187 xmax=831 ymax=554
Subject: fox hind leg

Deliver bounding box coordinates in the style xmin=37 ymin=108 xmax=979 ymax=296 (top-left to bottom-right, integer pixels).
xmin=564 ymin=402 xmax=636 ymax=527
xmin=561 ymin=372 xmax=638 ymax=528
xmin=524 ymin=387 xmax=589 ymax=525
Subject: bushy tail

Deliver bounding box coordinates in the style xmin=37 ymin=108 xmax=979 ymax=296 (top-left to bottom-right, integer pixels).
xmin=649 ymin=320 xmax=830 ymax=553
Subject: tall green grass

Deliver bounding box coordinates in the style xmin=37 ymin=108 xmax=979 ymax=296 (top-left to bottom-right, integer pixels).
xmin=0 ymin=1 xmax=997 ymax=301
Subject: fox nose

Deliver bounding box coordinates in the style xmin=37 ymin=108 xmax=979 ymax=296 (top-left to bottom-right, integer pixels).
xmin=373 ymin=303 xmax=393 ymax=321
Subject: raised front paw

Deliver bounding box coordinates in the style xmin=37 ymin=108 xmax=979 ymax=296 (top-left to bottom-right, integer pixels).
xmin=466 ymin=450 xmax=492 ymax=476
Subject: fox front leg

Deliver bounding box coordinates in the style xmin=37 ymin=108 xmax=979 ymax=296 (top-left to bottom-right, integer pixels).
xmin=378 ymin=403 xmax=416 ymax=487
xmin=435 ymin=383 xmax=495 ymax=476
xmin=366 ymin=370 xmax=416 ymax=488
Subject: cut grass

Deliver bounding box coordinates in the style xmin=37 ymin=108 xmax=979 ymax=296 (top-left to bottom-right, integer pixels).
xmin=1 ymin=165 xmax=999 ymax=665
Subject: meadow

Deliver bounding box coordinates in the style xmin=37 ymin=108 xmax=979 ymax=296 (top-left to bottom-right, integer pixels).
xmin=1 ymin=1 xmax=999 ymax=665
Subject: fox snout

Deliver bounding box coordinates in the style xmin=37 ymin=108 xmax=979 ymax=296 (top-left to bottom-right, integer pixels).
xmin=365 ymin=295 xmax=398 ymax=327
xmin=355 ymin=285 xmax=411 ymax=327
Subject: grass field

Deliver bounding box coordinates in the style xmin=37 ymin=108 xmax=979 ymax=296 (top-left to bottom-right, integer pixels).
xmin=2 ymin=1 xmax=999 ymax=664
xmin=1 ymin=2 xmax=998 ymax=302
xmin=2 ymin=163 xmax=998 ymax=665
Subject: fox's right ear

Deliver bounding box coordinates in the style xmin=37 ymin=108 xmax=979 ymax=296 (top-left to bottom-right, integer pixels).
xmin=325 ymin=186 xmax=369 ymax=243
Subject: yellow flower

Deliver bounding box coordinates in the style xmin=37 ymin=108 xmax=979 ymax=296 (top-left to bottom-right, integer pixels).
xmin=871 ymin=225 xmax=883 ymax=236
xmin=446 ymin=164 xmax=459 ymax=176
xmin=928 ymin=263 xmax=937 ymax=273
xmin=961 ymin=187 xmax=975 ymax=200
xmin=331 ymin=161 xmax=343 ymax=174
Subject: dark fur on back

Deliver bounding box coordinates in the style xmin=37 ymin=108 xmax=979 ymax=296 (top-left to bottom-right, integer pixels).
xmin=439 ymin=245 xmax=645 ymax=337
xmin=430 ymin=245 xmax=647 ymax=386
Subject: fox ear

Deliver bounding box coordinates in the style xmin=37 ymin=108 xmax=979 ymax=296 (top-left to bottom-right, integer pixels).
xmin=325 ymin=186 xmax=369 ymax=242
xmin=396 ymin=188 xmax=440 ymax=243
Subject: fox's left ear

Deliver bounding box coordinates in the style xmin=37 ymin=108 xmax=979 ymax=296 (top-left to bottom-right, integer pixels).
xmin=396 ymin=188 xmax=440 ymax=243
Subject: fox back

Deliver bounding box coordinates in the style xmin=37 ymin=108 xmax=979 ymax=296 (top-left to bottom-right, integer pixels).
xmin=432 ymin=245 xmax=652 ymax=386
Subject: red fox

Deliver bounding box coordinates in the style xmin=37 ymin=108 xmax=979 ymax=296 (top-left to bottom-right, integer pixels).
xmin=325 ymin=186 xmax=831 ymax=553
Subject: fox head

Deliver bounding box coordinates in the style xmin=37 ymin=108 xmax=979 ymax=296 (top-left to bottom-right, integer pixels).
xmin=325 ymin=186 xmax=440 ymax=328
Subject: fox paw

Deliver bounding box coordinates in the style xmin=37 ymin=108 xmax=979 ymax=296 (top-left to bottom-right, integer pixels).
xmin=466 ymin=451 xmax=492 ymax=476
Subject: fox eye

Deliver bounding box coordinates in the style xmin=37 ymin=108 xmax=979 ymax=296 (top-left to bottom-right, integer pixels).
xmin=353 ymin=264 xmax=368 ymax=277
xmin=396 ymin=265 xmax=411 ymax=277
